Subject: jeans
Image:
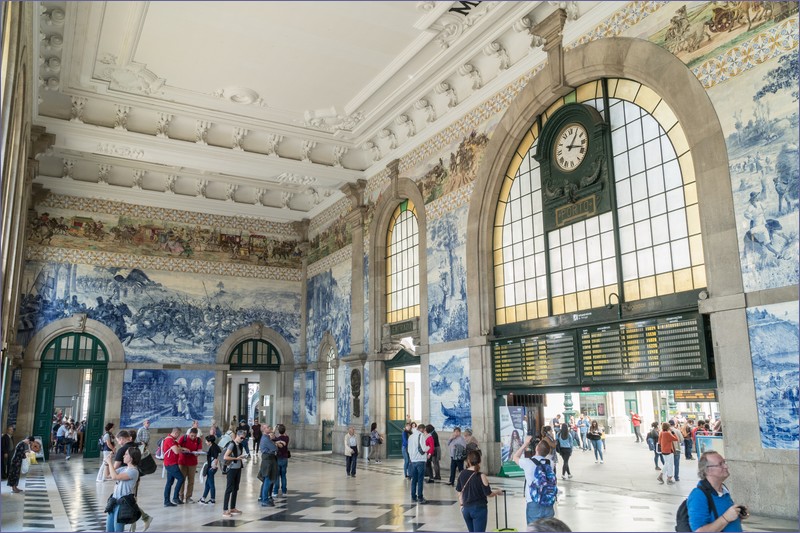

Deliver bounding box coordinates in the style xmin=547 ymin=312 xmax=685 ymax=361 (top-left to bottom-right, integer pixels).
xmin=410 ymin=461 xmax=426 ymax=500
xmin=260 ymin=476 xmax=273 ymax=502
xmin=461 ymin=504 xmax=489 ymax=532
xmin=449 ymin=458 xmax=465 ymax=484
xmin=202 ymin=467 xmax=217 ymax=500
xmin=580 ymin=431 xmax=589 ymax=450
xmin=634 ymin=426 xmax=643 ymax=442
xmin=272 ymin=457 xmax=288 ymax=495
xmin=526 ymin=500 xmax=555 ymax=523
xmin=241 ymin=439 xmax=250 ymax=455
xmin=223 ymin=468 xmax=242 ymax=510
xmin=559 ymin=447 xmax=572 ymax=476
xmin=590 ymin=439 xmax=603 ymax=461
xmin=673 ymin=452 xmax=681 ymax=480
xmin=105 ymin=502 xmax=124 ymax=532
xmin=684 ymin=438 xmax=693 ymax=459
xmin=163 ymin=464 xmax=184 ymax=504
xmin=402 ymin=446 xmax=410 ymax=477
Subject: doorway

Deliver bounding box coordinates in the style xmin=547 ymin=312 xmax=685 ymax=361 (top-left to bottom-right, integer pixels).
xmin=225 ymin=338 xmax=282 ymax=427
xmin=385 ymin=349 xmax=421 ymax=458
xmin=33 ymin=333 xmax=108 ymax=460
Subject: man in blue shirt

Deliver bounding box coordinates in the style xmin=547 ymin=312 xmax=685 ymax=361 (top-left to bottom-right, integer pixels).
xmin=577 ymin=415 xmax=590 ymax=451
xmin=688 ymin=451 xmax=749 ymax=532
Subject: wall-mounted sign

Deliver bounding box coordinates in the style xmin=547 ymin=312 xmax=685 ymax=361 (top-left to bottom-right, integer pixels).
xmin=674 ymin=389 xmax=718 ymax=402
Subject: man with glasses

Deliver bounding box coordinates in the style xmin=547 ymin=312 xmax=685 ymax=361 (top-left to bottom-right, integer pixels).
xmin=688 ymin=451 xmax=749 ymax=532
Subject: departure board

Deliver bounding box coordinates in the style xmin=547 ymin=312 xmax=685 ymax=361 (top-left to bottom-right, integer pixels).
xmin=492 ymin=311 xmax=712 ymax=388
xmin=493 ymin=331 xmax=579 ymax=387
xmin=675 ymin=389 xmax=717 ymax=401
xmin=580 ymin=313 xmax=709 ymax=383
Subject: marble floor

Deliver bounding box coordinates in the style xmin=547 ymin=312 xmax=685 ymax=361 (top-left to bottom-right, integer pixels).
xmin=2 ymin=436 xmax=797 ymax=532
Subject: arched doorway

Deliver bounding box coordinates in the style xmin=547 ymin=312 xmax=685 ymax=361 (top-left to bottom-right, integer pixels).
xmin=385 ymin=348 xmax=421 ymax=458
xmin=33 ymin=332 xmax=109 ymax=459
xmin=227 ymin=338 xmax=282 ymax=426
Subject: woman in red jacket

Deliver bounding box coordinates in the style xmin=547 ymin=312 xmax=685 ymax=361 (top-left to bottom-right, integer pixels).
xmin=657 ymin=422 xmax=679 ymax=485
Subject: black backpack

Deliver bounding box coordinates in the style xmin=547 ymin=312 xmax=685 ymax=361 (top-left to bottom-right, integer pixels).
xmin=675 ymin=480 xmax=718 ymax=532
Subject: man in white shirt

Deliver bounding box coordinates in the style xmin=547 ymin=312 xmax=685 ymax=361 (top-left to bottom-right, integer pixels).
xmin=408 ymin=424 xmax=430 ymax=504
xmin=136 ymin=420 xmax=151 ymax=449
xmin=512 ymin=435 xmax=556 ymax=523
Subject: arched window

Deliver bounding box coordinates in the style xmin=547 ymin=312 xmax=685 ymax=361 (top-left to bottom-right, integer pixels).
xmin=228 ymin=339 xmax=281 ymax=370
xmin=386 ymin=199 xmax=420 ymax=323
xmin=325 ymin=346 xmax=336 ymax=400
xmin=494 ymin=79 xmax=705 ymax=325
xmin=41 ymin=333 xmax=108 ymax=364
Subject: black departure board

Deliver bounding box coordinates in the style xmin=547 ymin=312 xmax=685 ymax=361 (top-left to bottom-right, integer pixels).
xmin=493 ymin=331 xmax=579 ymax=387
xmin=580 ymin=313 xmax=709 ymax=383
xmin=492 ymin=311 xmax=711 ymax=388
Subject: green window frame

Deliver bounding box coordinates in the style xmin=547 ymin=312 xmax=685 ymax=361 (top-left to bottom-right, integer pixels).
xmin=228 ymin=339 xmax=282 ymax=370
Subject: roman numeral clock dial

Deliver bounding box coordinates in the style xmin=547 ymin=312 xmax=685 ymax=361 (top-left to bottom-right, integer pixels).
xmin=554 ymin=123 xmax=588 ymax=171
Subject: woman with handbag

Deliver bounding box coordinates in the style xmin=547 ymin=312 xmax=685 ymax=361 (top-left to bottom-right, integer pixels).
xmin=7 ymin=436 xmax=35 ymax=493
xmin=97 ymin=422 xmax=116 ymax=482
xmin=199 ymin=434 xmax=221 ymax=505
xmin=587 ymin=421 xmax=604 ymax=463
xmin=368 ymin=422 xmax=383 ymax=464
xmin=104 ymin=446 xmax=141 ymax=532
xmin=455 ymin=450 xmax=503 ymax=532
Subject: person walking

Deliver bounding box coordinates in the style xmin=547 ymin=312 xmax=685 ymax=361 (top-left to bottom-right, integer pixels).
xmin=408 ymin=423 xmax=430 ymax=503
xmin=104 ymin=446 xmax=141 ymax=532
xmin=272 ymin=424 xmax=290 ymax=497
xmin=455 ymin=450 xmax=503 ymax=532
xmin=688 ymin=451 xmax=749 ymax=532
xmin=669 ymin=420 xmax=683 ymax=481
xmin=446 ymin=426 xmax=467 ymax=486
xmin=251 ymin=419 xmax=262 ymax=456
xmin=221 ymin=430 xmax=246 ymax=518
xmin=368 ymin=422 xmax=383 ymax=463
xmin=512 ymin=435 xmax=556 ymax=522
xmin=577 ymin=415 xmax=589 ymax=451
xmin=401 ymin=422 xmax=412 ymax=478
xmin=97 ymin=422 xmax=116 ymax=482
xmin=7 ymin=436 xmax=35 ymax=493
xmin=657 ymin=422 xmax=679 ymax=484
xmin=556 ymin=423 xmax=573 ymax=480
xmin=343 ymin=426 xmax=359 ymax=477
xmin=647 ymin=421 xmax=665 ymax=470
xmin=630 ymin=411 xmax=643 ymax=443
xmin=587 ymin=421 xmax=604 ymax=463
xmin=199 ymin=434 xmax=221 ymax=505
xmin=683 ymin=419 xmax=695 ymax=460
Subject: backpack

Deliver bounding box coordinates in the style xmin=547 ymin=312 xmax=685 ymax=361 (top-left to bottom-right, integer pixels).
xmin=218 ymin=432 xmax=233 ymax=450
xmin=530 ymin=458 xmax=558 ymax=506
xmin=453 ymin=443 xmax=466 ymax=461
xmin=675 ymin=480 xmax=717 ymax=532
xmin=154 ymin=437 xmax=166 ymax=460
xmin=221 ymin=442 xmax=239 ymax=475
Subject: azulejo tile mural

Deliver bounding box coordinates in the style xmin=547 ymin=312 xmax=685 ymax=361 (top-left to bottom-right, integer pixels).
xmin=337 ymin=364 xmax=352 ymax=427
xmin=305 ymin=371 xmax=318 ymax=425
xmin=292 ymin=372 xmax=302 ymax=425
xmin=19 ymin=261 xmax=301 ymax=364
xmin=746 ymin=301 xmax=799 ymax=450
xmin=429 ymin=348 xmax=471 ymax=431
xmin=120 ymin=369 xmax=215 ymax=429
xmin=306 ymin=260 xmax=352 ymax=363
xmin=427 ymin=204 xmax=469 ymax=345
xmin=708 ymin=48 xmax=799 ymax=292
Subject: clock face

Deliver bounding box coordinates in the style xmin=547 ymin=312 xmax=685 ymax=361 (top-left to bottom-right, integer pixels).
xmin=554 ymin=123 xmax=588 ymax=171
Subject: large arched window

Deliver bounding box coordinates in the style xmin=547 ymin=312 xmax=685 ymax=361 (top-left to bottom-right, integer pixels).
xmin=386 ymin=199 xmax=420 ymax=323
xmin=42 ymin=332 xmax=108 ymax=364
xmin=494 ymin=79 xmax=705 ymax=325
xmin=228 ymin=339 xmax=282 ymax=370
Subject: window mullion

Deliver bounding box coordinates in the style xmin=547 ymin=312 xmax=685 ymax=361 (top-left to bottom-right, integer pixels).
xmin=603 ymin=77 xmax=626 ymax=304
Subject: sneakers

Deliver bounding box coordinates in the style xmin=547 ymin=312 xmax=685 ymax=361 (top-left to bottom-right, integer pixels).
xmin=418 ymin=498 xmax=429 ymax=504
xmin=655 ymin=466 xmax=662 ymax=471
xmin=657 ymin=474 xmax=664 ymax=484
xmin=562 ymin=475 xmax=567 ymax=480
xmin=222 ymin=511 xmax=232 ymax=518
xmin=141 ymin=515 xmax=153 ymax=532
xmin=198 ymin=499 xmax=208 ymax=505
xmin=600 ymin=460 xmax=604 ymax=464
xmin=230 ymin=509 xmax=242 ymax=515
xmin=376 ymin=460 xmax=382 ymax=464
xmin=209 ymin=500 xmax=216 ymax=504
xmin=164 ymin=502 xmax=177 ymax=507
xmin=171 ymin=499 xmax=183 ymax=505
xmin=186 ymin=497 xmax=195 ymax=503
xmin=567 ymin=474 xmax=573 ymax=479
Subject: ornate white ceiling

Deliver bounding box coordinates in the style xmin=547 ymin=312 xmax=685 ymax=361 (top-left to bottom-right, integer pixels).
xmin=32 ymin=0 xmax=611 ymax=223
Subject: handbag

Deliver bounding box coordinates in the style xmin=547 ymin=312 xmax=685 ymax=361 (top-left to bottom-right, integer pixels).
xmin=286 ymin=449 xmax=291 ymax=459
xmin=138 ymin=453 xmax=157 ymax=476
xmin=116 ymin=494 xmax=142 ymax=524
xmin=21 ymin=457 xmax=30 ymax=475
xmin=105 ymin=495 xmax=117 ymax=514
xmin=457 ymin=471 xmax=477 ymax=506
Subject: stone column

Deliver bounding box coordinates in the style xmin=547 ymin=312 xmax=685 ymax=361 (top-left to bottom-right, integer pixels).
xmin=341 ymin=180 xmax=368 ymax=357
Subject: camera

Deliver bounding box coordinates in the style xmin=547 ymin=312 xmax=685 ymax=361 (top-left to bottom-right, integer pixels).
xmin=738 ymin=505 xmax=748 ymax=518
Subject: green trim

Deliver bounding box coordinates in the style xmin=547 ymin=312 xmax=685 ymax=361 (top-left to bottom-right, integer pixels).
xmin=385 ymin=348 xmax=419 ymax=369
xmin=228 ymin=339 xmax=282 ymax=370
xmin=40 ymin=333 xmax=108 ymax=367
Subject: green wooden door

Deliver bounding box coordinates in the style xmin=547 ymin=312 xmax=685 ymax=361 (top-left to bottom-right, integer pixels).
xmin=322 ymin=420 xmax=334 ymax=451
xmin=84 ymin=368 xmax=108 ymax=458
xmin=625 ymin=399 xmax=638 ymax=433
xmin=33 ymin=367 xmax=57 ymax=460
xmin=386 ymin=367 xmax=406 ymax=458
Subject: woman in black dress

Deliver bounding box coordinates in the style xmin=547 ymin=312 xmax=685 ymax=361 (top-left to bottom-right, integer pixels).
xmin=7 ymin=436 xmax=35 ymax=493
